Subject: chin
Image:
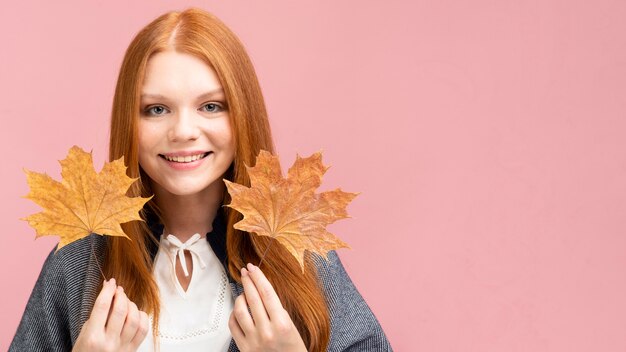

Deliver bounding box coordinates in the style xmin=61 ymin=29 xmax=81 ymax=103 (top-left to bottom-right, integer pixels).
xmin=164 ymin=185 xmax=210 ymax=196
xmin=163 ymin=178 xmax=224 ymax=197
xmin=166 ymin=188 xmax=201 ymax=196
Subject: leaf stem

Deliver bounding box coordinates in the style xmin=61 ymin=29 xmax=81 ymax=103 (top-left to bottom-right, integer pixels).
xmin=90 ymin=235 xmax=106 ymax=281
xmin=257 ymin=237 xmax=275 ymax=269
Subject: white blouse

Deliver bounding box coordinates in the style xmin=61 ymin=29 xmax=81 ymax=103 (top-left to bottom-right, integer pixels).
xmin=138 ymin=233 xmax=235 ymax=351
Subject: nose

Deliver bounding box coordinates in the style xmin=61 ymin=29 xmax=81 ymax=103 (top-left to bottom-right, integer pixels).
xmin=168 ymin=108 xmax=201 ymax=142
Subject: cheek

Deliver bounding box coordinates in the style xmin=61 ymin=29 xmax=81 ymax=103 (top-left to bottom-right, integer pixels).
xmin=213 ymin=121 xmax=235 ymax=150
xmin=137 ymin=124 xmax=156 ymax=165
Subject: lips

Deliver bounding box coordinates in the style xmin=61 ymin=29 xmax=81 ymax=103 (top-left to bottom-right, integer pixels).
xmin=158 ymin=151 xmax=212 ymax=163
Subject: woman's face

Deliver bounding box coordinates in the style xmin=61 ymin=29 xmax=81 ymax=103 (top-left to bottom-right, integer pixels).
xmin=138 ymin=50 xmax=235 ymax=197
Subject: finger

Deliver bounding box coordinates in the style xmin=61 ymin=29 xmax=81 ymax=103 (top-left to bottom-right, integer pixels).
xmin=87 ymin=279 xmax=118 ymax=328
xmin=232 ymin=293 xmax=255 ymax=334
xmin=130 ymin=311 xmax=150 ymax=348
xmin=228 ymin=311 xmax=246 ymax=346
xmin=240 ymin=266 xmax=270 ymax=327
xmin=106 ymin=286 xmax=129 ymax=336
xmin=120 ymin=300 xmax=139 ymax=343
xmin=246 ymin=263 xmax=286 ymax=321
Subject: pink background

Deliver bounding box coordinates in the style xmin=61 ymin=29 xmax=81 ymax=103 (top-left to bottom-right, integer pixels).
xmin=2 ymin=1 xmax=626 ymax=350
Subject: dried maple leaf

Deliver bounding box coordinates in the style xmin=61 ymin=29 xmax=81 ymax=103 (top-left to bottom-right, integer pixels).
xmin=224 ymin=150 xmax=358 ymax=271
xmin=22 ymin=145 xmax=151 ymax=251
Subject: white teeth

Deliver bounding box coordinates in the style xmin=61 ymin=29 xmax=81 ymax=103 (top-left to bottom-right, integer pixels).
xmin=163 ymin=153 xmax=207 ymax=163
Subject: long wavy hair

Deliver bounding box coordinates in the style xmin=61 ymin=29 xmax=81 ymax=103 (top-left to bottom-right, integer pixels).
xmin=104 ymin=7 xmax=330 ymax=351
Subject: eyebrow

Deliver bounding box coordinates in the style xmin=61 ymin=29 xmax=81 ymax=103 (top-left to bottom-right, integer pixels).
xmin=140 ymin=89 xmax=225 ymax=101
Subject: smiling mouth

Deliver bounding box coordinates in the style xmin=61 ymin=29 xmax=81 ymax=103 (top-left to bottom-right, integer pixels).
xmin=158 ymin=152 xmax=212 ymax=163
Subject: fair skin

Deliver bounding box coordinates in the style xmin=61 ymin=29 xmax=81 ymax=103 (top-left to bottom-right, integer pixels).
xmin=73 ymin=279 xmax=148 ymax=352
xmin=73 ymin=50 xmax=306 ymax=351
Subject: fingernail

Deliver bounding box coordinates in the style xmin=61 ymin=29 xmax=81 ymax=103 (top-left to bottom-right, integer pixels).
xmin=246 ymin=263 xmax=255 ymax=272
xmin=110 ymin=278 xmax=116 ymax=286
xmin=241 ymin=267 xmax=248 ymax=277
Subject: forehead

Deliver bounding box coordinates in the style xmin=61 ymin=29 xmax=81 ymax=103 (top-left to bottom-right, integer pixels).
xmin=141 ymin=50 xmax=223 ymax=97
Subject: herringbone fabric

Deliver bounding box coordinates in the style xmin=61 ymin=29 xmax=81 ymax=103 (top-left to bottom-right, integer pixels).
xmin=11 ymin=208 xmax=392 ymax=351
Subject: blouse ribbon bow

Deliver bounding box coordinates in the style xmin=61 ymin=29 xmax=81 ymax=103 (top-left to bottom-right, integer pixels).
xmin=165 ymin=233 xmax=207 ymax=277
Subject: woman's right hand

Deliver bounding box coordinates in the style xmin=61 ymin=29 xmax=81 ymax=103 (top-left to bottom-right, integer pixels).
xmin=72 ymin=278 xmax=149 ymax=352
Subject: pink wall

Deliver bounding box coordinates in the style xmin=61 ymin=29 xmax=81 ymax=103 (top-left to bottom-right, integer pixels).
xmin=2 ymin=1 xmax=626 ymax=350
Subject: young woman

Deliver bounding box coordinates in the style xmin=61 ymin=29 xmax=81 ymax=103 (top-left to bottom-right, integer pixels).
xmin=11 ymin=7 xmax=391 ymax=352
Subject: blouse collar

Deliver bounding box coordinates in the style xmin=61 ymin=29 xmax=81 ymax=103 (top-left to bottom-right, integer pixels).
xmin=144 ymin=206 xmax=231 ymax=279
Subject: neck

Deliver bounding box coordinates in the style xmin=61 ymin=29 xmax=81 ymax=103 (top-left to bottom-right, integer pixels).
xmin=152 ymin=180 xmax=224 ymax=242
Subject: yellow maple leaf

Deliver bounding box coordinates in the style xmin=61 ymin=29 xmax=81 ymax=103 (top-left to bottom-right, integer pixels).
xmin=224 ymin=150 xmax=358 ymax=271
xmin=22 ymin=145 xmax=151 ymax=251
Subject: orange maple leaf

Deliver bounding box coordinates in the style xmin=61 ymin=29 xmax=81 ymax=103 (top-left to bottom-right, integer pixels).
xmin=224 ymin=150 xmax=358 ymax=271
xmin=22 ymin=146 xmax=151 ymax=251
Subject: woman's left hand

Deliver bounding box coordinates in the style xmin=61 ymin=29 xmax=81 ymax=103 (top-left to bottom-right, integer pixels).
xmin=228 ymin=263 xmax=307 ymax=352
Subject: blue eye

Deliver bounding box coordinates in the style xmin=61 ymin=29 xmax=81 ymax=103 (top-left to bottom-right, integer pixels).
xmin=202 ymin=103 xmax=224 ymax=113
xmin=144 ymin=105 xmax=168 ymax=116
xmin=141 ymin=103 xmax=224 ymax=116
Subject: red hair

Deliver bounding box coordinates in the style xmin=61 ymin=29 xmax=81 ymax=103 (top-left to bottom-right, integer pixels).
xmin=105 ymin=7 xmax=330 ymax=351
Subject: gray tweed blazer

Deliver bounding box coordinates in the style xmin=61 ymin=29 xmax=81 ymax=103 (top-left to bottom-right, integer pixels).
xmin=10 ymin=207 xmax=392 ymax=351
